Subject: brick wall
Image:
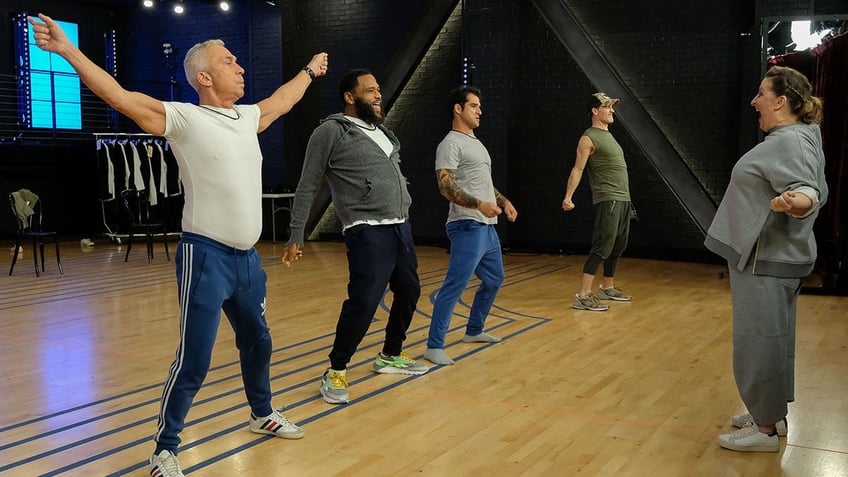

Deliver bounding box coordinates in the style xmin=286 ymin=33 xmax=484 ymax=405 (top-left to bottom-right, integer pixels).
xmin=385 ymin=3 xmax=464 ymax=246
xmin=280 ymin=0 xmax=434 ymax=191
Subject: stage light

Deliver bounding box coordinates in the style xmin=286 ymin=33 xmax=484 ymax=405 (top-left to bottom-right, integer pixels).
xmin=143 ymin=0 xmax=154 ymax=7
xmin=219 ymin=1 xmax=230 ymax=11
xmin=174 ymin=1 xmax=184 ymax=14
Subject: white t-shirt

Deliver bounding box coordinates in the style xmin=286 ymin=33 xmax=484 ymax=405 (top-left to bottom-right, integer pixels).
xmin=163 ymin=102 xmax=263 ymax=249
xmin=344 ymin=115 xmax=393 ymax=157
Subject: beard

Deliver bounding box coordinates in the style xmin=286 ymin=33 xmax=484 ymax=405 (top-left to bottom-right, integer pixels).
xmin=353 ymin=96 xmax=383 ymax=125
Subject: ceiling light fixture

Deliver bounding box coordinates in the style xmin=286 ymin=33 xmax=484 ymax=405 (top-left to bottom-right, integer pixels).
xmin=173 ymin=1 xmax=185 ymax=14
xmin=219 ymin=1 xmax=230 ymax=11
xmin=142 ymin=0 xmax=154 ymax=7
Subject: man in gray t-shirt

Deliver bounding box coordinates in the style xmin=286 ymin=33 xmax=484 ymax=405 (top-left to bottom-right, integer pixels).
xmin=423 ymin=87 xmax=518 ymax=366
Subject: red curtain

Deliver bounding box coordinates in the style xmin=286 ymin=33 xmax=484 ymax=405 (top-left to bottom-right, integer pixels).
xmin=770 ymin=32 xmax=848 ymax=292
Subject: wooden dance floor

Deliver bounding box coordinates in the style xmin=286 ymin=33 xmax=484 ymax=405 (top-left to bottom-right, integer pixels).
xmin=1 ymin=239 xmax=846 ymax=476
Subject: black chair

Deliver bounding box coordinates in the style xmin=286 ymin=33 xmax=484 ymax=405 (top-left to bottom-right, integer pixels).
xmin=8 ymin=191 xmax=63 ymax=277
xmin=120 ymin=189 xmax=170 ymax=263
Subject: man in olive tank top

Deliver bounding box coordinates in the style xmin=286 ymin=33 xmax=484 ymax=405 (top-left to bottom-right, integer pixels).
xmin=562 ymin=92 xmax=634 ymax=311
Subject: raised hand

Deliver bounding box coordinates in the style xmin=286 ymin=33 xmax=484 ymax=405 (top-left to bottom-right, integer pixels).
xmin=28 ymin=14 xmax=70 ymax=54
xmin=307 ymin=53 xmax=329 ymax=78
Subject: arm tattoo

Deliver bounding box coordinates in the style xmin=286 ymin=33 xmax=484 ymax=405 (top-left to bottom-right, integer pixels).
xmin=494 ymin=188 xmax=508 ymax=208
xmin=437 ymin=169 xmax=480 ymax=209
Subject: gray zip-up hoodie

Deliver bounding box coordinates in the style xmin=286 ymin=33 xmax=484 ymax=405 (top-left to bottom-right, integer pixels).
xmin=288 ymin=113 xmax=412 ymax=246
xmin=705 ymin=123 xmax=828 ymax=277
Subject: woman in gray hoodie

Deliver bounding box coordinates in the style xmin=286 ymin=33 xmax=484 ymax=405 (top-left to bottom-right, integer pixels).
xmin=706 ymin=66 xmax=827 ymax=453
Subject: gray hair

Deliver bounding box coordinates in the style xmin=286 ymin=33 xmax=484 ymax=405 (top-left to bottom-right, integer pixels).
xmin=183 ymin=39 xmax=225 ymax=93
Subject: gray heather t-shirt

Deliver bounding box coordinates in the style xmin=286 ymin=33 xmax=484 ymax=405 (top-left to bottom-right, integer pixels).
xmin=434 ymin=130 xmax=497 ymax=225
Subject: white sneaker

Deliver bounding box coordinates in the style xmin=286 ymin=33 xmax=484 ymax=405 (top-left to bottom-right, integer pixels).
xmin=249 ymin=409 xmax=304 ymax=439
xmin=717 ymin=425 xmax=779 ymax=452
xmin=731 ymin=413 xmax=787 ymax=436
xmin=149 ymin=450 xmax=184 ymax=477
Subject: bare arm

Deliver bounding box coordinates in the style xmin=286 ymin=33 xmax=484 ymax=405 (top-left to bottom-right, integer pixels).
xmin=29 ymin=14 xmax=165 ymax=135
xmin=494 ymin=187 xmax=517 ymax=222
xmin=257 ymin=53 xmax=328 ymax=133
xmin=436 ymin=168 xmax=501 ymax=217
xmin=562 ymin=135 xmax=594 ymax=211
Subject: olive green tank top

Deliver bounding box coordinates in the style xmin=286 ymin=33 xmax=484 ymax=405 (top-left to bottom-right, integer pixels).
xmin=583 ymin=127 xmax=630 ymax=204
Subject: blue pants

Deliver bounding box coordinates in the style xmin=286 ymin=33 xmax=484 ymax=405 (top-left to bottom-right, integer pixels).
xmin=427 ymin=220 xmax=504 ymax=349
xmin=154 ymin=233 xmax=272 ymax=454
xmin=329 ymin=222 xmax=420 ymax=370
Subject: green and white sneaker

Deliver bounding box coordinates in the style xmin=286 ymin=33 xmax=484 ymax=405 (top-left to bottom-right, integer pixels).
xmin=320 ymin=368 xmax=349 ymax=404
xmin=373 ymin=352 xmax=429 ymax=375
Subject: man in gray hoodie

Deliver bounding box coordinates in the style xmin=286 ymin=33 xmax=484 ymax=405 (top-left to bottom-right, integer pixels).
xmin=283 ymin=69 xmax=428 ymax=405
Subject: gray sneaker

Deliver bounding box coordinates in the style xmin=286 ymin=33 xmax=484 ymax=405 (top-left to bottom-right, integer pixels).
xmin=572 ymin=293 xmax=609 ymax=311
xmin=461 ymin=332 xmax=502 ymax=343
xmin=597 ymin=286 xmax=632 ymax=301
xmin=732 ymin=413 xmax=787 ymax=436
xmin=423 ymin=348 xmax=455 ymax=365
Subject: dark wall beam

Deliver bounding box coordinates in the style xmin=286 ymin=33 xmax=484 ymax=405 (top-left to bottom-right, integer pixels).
xmin=381 ymin=0 xmax=459 ymax=113
xmin=531 ymin=0 xmax=716 ymax=234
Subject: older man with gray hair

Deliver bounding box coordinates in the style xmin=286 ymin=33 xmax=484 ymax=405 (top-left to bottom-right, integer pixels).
xmin=28 ymin=12 xmax=328 ymax=477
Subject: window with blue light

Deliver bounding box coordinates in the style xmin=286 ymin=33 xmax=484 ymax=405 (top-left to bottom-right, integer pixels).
xmin=18 ymin=16 xmax=82 ymax=130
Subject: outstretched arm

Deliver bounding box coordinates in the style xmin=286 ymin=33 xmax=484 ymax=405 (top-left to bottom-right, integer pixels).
xmin=257 ymin=53 xmax=328 ymax=133
xmin=562 ymin=135 xmax=594 ymax=211
xmin=437 ymin=168 xmax=501 ymax=218
xmin=28 ymin=13 xmax=166 ymax=135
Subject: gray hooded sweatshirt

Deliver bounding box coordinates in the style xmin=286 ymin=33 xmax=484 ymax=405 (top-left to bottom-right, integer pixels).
xmin=705 ymin=123 xmax=827 ymax=277
xmin=288 ymin=113 xmax=412 ymax=246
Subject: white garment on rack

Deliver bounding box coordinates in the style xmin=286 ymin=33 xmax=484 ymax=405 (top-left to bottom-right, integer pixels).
xmin=130 ymin=142 xmax=145 ymax=191
xmin=145 ymin=143 xmax=158 ymax=205
xmin=97 ymin=138 xmax=116 ymax=200
xmin=156 ymin=142 xmax=168 ymax=197
xmin=118 ymin=141 xmax=131 ymax=190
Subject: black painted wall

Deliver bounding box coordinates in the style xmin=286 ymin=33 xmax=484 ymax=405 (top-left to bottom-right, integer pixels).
xmin=0 ymin=0 xmax=121 ymax=237
xmin=1 ymin=0 xmax=842 ymax=262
